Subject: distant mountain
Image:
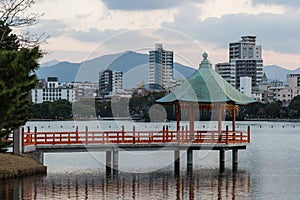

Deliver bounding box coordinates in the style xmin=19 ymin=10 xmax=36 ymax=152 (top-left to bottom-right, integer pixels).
xmin=36 ymin=51 xmax=196 ymax=88
xmin=36 ymin=61 xmax=81 ymax=83
xmin=264 ymin=65 xmax=300 ymax=82
xmin=37 ymin=53 xmax=300 ymax=88
xmin=40 ymin=59 xmax=60 ymax=67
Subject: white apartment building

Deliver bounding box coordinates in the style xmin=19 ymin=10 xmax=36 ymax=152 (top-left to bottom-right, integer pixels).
xmin=149 ymin=43 xmax=174 ymax=89
xmin=112 ymin=70 xmax=123 ymax=94
xmin=31 ymin=77 xmax=73 ymax=103
xmin=240 ymin=77 xmax=252 ymax=97
xmin=268 ymin=87 xmax=292 ymax=104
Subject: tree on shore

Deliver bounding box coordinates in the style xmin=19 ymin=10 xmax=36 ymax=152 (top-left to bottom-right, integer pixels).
xmin=288 ymin=96 xmax=300 ymax=118
xmin=28 ymin=100 xmax=73 ymax=119
xmin=0 ymin=0 xmax=42 ymax=153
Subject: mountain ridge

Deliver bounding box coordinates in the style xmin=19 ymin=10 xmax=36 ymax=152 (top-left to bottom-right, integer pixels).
xmin=36 ymin=51 xmax=196 ymax=88
xmin=37 ymin=51 xmax=299 ymax=87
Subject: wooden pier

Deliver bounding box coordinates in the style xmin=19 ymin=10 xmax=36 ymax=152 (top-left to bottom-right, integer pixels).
xmin=19 ymin=125 xmax=250 ymax=175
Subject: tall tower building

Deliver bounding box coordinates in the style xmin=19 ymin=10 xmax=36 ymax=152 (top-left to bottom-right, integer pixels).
xmin=99 ymin=69 xmax=123 ymax=97
xmin=149 ymin=43 xmax=174 ymax=89
xmin=216 ymin=36 xmax=263 ymax=90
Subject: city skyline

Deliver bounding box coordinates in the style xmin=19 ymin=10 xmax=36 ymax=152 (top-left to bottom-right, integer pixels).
xmin=25 ymin=0 xmax=300 ymax=70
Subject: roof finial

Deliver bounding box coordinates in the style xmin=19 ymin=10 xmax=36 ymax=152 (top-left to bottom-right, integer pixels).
xmin=202 ymin=52 xmax=208 ymax=59
xmin=199 ymin=52 xmax=211 ymax=69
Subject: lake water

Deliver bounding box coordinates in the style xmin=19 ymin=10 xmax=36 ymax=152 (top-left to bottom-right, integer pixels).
xmin=1 ymin=121 xmax=300 ymax=199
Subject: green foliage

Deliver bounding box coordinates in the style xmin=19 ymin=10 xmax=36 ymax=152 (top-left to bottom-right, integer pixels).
xmin=28 ymin=100 xmax=72 ymax=119
xmin=95 ymin=100 xmax=112 ymax=118
xmin=129 ymin=91 xmax=166 ymax=121
xmin=266 ymin=101 xmax=281 ymax=118
xmin=288 ymin=96 xmax=300 ymax=118
xmin=0 ymin=22 xmax=41 ymax=152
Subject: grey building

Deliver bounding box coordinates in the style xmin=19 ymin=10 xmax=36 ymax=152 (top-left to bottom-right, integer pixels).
xmin=99 ymin=69 xmax=123 ymax=97
xmin=215 ymin=36 xmax=263 ymax=90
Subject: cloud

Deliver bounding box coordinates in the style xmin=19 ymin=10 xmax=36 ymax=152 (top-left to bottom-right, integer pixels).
xmin=251 ymin=0 xmax=300 ymax=7
xmin=164 ymin=11 xmax=300 ymax=54
xmin=101 ymin=0 xmax=182 ymax=10
xmin=68 ymin=28 xmax=121 ymax=43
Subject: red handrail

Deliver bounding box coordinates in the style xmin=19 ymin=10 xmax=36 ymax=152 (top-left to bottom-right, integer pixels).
xmin=22 ymin=127 xmax=250 ymax=146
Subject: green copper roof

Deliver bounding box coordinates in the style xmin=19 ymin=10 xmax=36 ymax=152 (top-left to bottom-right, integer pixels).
xmin=156 ymin=52 xmax=256 ymax=105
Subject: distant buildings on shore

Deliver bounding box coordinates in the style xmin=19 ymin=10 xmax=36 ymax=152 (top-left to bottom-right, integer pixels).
xmin=254 ymin=73 xmax=300 ymax=105
xmin=32 ymin=38 xmax=300 ymax=106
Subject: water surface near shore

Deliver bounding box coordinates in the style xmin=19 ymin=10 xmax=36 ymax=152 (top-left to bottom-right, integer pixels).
xmin=1 ymin=121 xmax=300 ymax=199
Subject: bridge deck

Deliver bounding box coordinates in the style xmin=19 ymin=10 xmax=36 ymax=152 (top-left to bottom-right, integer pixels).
xmin=27 ymin=143 xmax=247 ymax=153
xmin=22 ymin=126 xmax=250 ymax=153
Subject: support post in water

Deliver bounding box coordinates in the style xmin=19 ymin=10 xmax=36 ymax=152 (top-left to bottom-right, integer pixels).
xmin=187 ymin=149 xmax=193 ymax=175
xmin=232 ymin=148 xmax=238 ymax=172
xmin=219 ymin=148 xmax=225 ymax=172
xmin=113 ymin=150 xmax=119 ymax=175
xmin=174 ymin=150 xmax=180 ymax=176
xmin=106 ymin=151 xmax=112 ymax=176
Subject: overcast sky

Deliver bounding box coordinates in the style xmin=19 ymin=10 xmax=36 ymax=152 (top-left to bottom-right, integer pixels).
xmin=31 ymin=0 xmax=300 ymax=70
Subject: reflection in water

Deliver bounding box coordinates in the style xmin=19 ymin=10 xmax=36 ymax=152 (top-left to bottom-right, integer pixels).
xmin=1 ymin=169 xmax=250 ymax=199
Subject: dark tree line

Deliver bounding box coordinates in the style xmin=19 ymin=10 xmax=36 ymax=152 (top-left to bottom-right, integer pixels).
xmin=28 ymin=100 xmax=72 ymax=120
xmin=27 ymin=95 xmax=300 ymax=122
xmin=238 ymin=96 xmax=300 ymax=120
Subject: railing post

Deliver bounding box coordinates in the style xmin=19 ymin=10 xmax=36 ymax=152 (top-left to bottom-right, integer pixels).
xmin=226 ymin=125 xmax=229 ymax=143
xmin=26 ymin=127 xmax=30 ymax=145
xmin=75 ymin=126 xmax=79 ymax=143
xmin=247 ymin=126 xmax=250 ymax=143
xmin=166 ymin=126 xmax=169 ymax=142
xmin=177 ymin=127 xmax=180 ymax=144
xmin=34 ymin=127 xmax=37 ymax=145
xmin=185 ymin=125 xmax=188 ymax=143
xmin=226 ymin=125 xmax=229 ymax=144
xmin=85 ymin=126 xmax=88 ymax=145
xmin=162 ymin=126 xmax=165 ymax=142
xmin=52 ymin=131 xmax=55 ymax=145
xmin=60 ymin=132 xmax=62 ymax=143
xmin=181 ymin=126 xmax=184 ymax=144
xmin=21 ymin=127 xmax=24 ymax=150
xmin=122 ymin=126 xmax=125 ymax=143
xmin=133 ymin=126 xmax=135 ymax=144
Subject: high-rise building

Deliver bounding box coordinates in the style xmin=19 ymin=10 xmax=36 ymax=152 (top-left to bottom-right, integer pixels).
xmin=149 ymin=43 xmax=173 ymax=89
xmin=99 ymin=69 xmax=123 ymax=97
xmin=215 ymin=36 xmax=263 ymax=90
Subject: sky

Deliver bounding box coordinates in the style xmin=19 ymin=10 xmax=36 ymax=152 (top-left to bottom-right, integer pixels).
xmin=28 ymin=0 xmax=300 ymax=70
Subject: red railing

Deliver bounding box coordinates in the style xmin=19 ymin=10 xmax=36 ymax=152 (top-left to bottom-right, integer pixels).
xmin=22 ymin=126 xmax=250 ymax=146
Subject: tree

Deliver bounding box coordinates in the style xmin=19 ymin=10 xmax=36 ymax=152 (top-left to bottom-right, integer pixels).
xmin=266 ymin=101 xmax=280 ymax=118
xmin=0 ymin=0 xmax=43 ymax=152
xmin=288 ymin=96 xmax=300 ymax=118
xmin=28 ymin=100 xmax=73 ymax=120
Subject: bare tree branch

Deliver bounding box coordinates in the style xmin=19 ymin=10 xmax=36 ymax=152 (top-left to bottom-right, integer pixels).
xmin=0 ymin=0 xmax=46 ymax=48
